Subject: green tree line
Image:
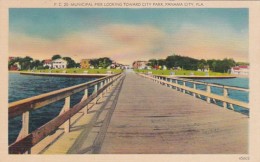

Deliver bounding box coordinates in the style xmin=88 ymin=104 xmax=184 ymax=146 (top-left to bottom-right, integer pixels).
xmin=8 ymin=54 xmax=114 ymax=70
xmin=147 ymin=54 xmax=246 ymax=73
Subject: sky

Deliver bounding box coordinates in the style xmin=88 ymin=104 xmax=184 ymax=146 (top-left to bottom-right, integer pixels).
xmin=9 ymin=8 xmax=248 ymax=65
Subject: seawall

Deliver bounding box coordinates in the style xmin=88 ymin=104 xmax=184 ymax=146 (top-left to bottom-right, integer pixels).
xmin=19 ymin=72 xmax=111 ymax=78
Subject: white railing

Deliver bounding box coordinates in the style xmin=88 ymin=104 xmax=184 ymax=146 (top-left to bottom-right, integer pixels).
xmin=9 ymin=73 xmax=124 ymax=154
xmin=138 ymin=73 xmax=249 ymax=111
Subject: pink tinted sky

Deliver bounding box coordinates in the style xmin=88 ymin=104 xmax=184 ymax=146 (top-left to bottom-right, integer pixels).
xmin=9 ymin=8 xmax=248 ymax=65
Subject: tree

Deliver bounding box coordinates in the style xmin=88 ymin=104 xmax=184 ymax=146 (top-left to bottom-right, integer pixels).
xmin=19 ymin=56 xmax=33 ymax=70
xmin=147 ymin=59 xmax=158 ymax=68
xmin=212 ymin=61 xmax=217 ymax=72
xmin=89 ymin=59 xmax=99 ymax=68
xmin=157 ymin=59 xmax=166 ymax=66
xmin=90 ymin=57 xmax=113 ymax=68
xmin=165 ymin=55 xmax=199 ymax=70
xmin=52 ymin=54 xmax=62 ymax=60
xmin=198 ymin=63 xmax=205 ymax=70
xmin=98 ymin=57 xmax=113 ymax=68
xmin=31 ymin=60 xmax=42 ymax=69
xmin=63 ymin=57 xmax=77 ymax=68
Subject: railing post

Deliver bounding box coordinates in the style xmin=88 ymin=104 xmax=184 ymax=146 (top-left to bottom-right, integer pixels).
xmin=16 ymin=111 xmax=30 ymax=143
xmin=223 ymin=87 xmax=228 ymax=108
xmin=207 ymin=84 xmax=211 ymax=103
xmin=170 ymin=79 xmax=173 ymax=89
xmin=93 ymin=84 xmax=98 ymax=104
xmin=111 ymin=77 xmax=114 ymax=86
xmin=193 ymin=83 xmax=196 ymax=97
xmin=64 ymin=96 xmax=70 ymax=133
xmin=173 ymin=79 xmax=177 ymax=90
xmin=165 ymin=78 xmax=168 ymax=87
xmin=105 ymin=79 xmax=108 ymax=92
xmin=176 ymin=80 xmax=179 ymax=91
xmin=83 ymin=89 xmax=89 ymax=114
xmin=100 ymin=81 xmax=104 ymax=99
xmin=183 ymin=81 xmax=186 ymax=93
xmin=108 ymin=78 xmax=111 ymax=90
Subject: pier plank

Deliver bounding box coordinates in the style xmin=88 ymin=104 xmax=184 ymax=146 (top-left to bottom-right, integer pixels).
xmin=98 ymin=72 xmax=248 ymax=154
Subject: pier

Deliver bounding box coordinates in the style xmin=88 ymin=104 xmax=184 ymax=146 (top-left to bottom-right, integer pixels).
xmin=8 ymin=71 xmax=248 ymax=154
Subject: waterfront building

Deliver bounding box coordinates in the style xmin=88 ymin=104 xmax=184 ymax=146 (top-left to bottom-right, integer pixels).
xmin=132 ymin=61 xmax=148 ymax=69
xmin=80 ymin=59 xmax=90 ymax=69
xmin=52 ymin=58 xmax=67 ymax=69
xmin=9 ymin=62 xmax=21 ymax=71
xmin=43 ymin=59 xmax=53 ymax=69
xmin=9 ymin=56 xmax=17 ymax=61
xmin=231 ymin=65 xmax=249 ymax=76
xmin=110 ymin=61 xmax=127 ymax=69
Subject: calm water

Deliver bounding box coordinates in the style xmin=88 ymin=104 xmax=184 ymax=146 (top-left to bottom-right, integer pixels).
xmin=9 ymin=73 xmax=97 ymax=144
xmin=179 ymin=77 xmax=249 ymax=115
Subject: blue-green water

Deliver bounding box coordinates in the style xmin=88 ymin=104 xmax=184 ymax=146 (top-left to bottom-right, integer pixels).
xmin=9 ymin=73 xmax=97 ymax=144
xmin=174 ymin=77 xmax=249 ymax=115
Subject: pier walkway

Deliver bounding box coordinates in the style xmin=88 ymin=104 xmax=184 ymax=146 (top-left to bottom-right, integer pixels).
xmin=42 ymin=71 xmax=248 ymax=154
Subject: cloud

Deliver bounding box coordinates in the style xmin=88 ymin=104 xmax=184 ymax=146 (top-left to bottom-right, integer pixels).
xmin=169 ymin=23 xmax=248 ymax=61
xmin=9 ymin=24 xmax=169 ymax=64
xmin=9 ymin=23 xmax=248 ymax=65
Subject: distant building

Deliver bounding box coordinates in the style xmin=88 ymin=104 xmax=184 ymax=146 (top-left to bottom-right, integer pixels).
xmin=9 ymin=57 xmax=17 ymax=61
xmin=80 ymin=59 xmax=90 ymax=69
xmin=231 ymin=65 xmax=249 ymax=76
xmin=110 ymin=61 xmax=127 ymax=69
xmin=43 ymin=59 xmax=52 ymax=69
xmin=9 ymin=62 xmax=21 ymax=71
xmin=52 ymin=58 xmax=67 ymax=69
xmin=132 ymin=61 xmax=148 ymax=69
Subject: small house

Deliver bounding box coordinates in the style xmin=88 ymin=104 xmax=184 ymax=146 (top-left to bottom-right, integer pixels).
xmin=52 ymin=58 xmax=67 ymax=69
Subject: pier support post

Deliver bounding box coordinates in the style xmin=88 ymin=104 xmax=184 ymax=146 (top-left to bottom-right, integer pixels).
xmin=64 ymin=96 xmax=71 ymax=133
xmin=207 ymin=84 xmax=211 ymax=103
xmin=223 ymin=87 xmax=228 ymax=108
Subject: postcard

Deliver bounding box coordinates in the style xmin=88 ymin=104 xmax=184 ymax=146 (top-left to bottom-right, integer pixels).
xmin=1 ymin=0 xmax=260 ymax=162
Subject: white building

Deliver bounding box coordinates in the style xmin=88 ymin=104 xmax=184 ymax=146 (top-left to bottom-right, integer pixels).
xmin=231 ymin=65 xmax=249 ymax=76
xmin=52 ymin=58 xmax=67 ymax=69
xmin=132 ymin=61 xmax=148 ymax=69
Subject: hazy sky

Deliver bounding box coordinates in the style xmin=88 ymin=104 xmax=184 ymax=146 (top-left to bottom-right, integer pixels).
xmin=9 ymin=8 xmax=248 ymax=64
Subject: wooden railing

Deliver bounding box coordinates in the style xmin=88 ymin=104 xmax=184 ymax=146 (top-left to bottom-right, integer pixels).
xmin=138 ymin=73 xmax=249 ymax=111
xmin=9 ymin=72 xmax=124 ymax=154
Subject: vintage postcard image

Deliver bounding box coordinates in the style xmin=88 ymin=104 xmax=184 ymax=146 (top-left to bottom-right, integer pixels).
xmin=1 ymin=0 xmax=260 ymax=162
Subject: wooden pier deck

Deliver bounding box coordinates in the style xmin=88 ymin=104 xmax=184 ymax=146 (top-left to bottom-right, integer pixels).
xmin=43 ymin=72 xmax=248 ymax=154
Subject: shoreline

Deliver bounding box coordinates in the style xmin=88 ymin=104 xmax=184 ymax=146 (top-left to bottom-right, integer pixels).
xmin=18 ymin=71 xmax=112 ymax=78
xmin=177 ymin=75 xmax=237 ymax=79
xmin=156 ymin=74 xmax=237 ymax=79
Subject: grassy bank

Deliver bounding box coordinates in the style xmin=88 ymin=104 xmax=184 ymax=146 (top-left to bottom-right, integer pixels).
xmin=21 ymin=68 xmax=123 ymax=74
xmin=134 ymin=69 xmax=231 ymax=76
